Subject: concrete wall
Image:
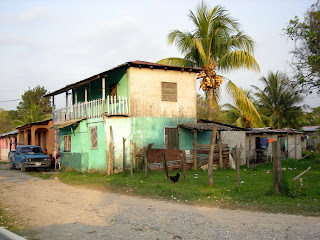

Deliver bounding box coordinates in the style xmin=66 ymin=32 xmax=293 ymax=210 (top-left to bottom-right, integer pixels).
xmin=128 ymin=67 xmax=197 ymax=118
xmin=60 ymin=118 xmax=106 ymax=171
xmin=221 ymin=131 xmax=247 ymax=164
xmin=288 ymin=134 xmax=302 ymax=159
xmin=105 ymin=116 xmax=195 ymax=170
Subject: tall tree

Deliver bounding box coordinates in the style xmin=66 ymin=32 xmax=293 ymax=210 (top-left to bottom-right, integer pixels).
xmin=253 ymin=72 xmax=304 ymax=129
xmin=285 ymin=0 xmax=320 ymax=93
xmin=0 ymin=109 xmax=17 ymax=134
xmin=16 ymin=86 xmax=52 ymax=124
xmin=158 ymin=1 xmax=259 ymax=120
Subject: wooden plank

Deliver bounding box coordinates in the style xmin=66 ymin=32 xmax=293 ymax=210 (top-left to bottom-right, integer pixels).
xmin=293 ymin=167 xmax=312 ymax=181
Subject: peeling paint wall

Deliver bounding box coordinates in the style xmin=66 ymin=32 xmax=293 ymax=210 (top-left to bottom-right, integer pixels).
xmin=59 ymin=118 xmax=106 ymax=171
xmin=129 ymin=67 xmax=197 ymax=118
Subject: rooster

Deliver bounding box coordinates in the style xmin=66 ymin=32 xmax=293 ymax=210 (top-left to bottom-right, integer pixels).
xmin=169 ymin=172 xmax=180 ymax=183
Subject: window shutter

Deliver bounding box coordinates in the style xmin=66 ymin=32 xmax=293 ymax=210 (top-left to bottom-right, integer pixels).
xmin=90 ymin=126 xmax=98 ymax=149
xmin=64 ymin=135 xmax=71 ymax=152
xmin=162 ymin=82 xmax=177 ymax=102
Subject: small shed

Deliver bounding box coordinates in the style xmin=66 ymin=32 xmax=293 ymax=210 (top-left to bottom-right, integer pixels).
xmin=178 ymin=120 xmax=246 ymax=168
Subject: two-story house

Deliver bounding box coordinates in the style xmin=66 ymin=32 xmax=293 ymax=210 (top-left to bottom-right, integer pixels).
xmin=45 ymin=61 xmax=200 ymax=171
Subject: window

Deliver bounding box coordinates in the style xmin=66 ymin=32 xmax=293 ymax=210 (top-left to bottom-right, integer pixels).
xmin=89 ymin=126 xmax=98 ymax=149
xmin=64 ymin=135 xmax=71 ymax=152
xmin=161 ymin=82 xmax=177 ymax=102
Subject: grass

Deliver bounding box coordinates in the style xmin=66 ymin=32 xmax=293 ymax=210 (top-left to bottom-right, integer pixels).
xmin=0 ymin=205 xmax=28 ymax=236
xmin=56 ymin=151 xmax=320 ymax=216
xmin=27 ymin=171 xmax=55 ymax=179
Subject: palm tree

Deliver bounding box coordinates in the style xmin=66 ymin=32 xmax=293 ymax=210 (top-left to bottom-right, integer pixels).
xmin=158 ymin=1 xmax=260 ymax=120
xmin=252 ymin=71 xmax=304 ymax=129
xmin=221 ymin=84 xmax=262 ymax=128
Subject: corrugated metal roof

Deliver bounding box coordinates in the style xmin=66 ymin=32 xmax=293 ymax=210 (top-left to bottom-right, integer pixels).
xmin=44 ymin=61 xmax=201 ymax=97
xmin=301 ymin=126 xmax=320 ymax=132
xmin=52 ymin=118 xmax=84 ymax=129
xmin=246 ymin=129 xmax=303 ymax=135
xmin=16 ymin=119 xmax=52 ymax=130
xmin=179 ymin=122 xmax=247 ymax=132
xmin=0 ymin=130 xmax=18 ymax=137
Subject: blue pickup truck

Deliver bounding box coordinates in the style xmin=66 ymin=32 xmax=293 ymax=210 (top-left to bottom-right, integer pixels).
xmin=9 ymin=145 xmax=51 ymax=172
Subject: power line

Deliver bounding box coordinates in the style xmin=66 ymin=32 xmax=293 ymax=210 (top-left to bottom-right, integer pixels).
xmin=0 ymin=99 xmax=21 ymax=103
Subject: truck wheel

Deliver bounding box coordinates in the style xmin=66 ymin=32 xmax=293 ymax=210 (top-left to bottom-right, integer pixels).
xmin=10 ymin=158 xmax=15 ymax=170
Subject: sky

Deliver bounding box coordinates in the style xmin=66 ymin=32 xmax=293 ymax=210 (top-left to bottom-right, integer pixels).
xmin=0 ymin=0 xmax=319 ymax=110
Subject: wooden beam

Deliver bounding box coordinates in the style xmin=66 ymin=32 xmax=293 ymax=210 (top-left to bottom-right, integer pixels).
xmin=193 ymin=130 xmax=198 ymax=170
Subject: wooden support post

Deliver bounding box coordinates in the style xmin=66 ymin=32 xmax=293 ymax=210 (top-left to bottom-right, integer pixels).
xmin=130 ymin=140 xmax=133 ymax=177
xmin=236 ymin=146 xmax=241 ymax=191
xmin=193 ymin=130 xmax=198 ymax=170
xmin=108 ymin=126 xmax=114 ymax=175
xmin=183 ymin=151 xmax=187 ymax=181
xmin=208 ymin=125 xmax=218 ymax=186
xmin=162 ymin=152 xmax=169 ymax=180
xmin=247 ymin=140 xmax=251 ymax=168
xmin=165 ymin=135 xmax=168 ymax=149
xmin=218 ymin=131 xmax=223 ymax=169
xmin=272 ymin=141 xmax=282 ymax=194
xmin=133 ymin=143 xmax=137 ymax=170
xmin=102 ymin=78 xmax=105 ymax=115
xmin=122 ymin=138 xmax=126 ymax=173
xmin=144 ymin=147 xmax=149 ymax=177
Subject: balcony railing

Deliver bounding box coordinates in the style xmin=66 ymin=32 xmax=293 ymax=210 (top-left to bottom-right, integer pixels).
xmin=53 ymin=96 xmax=128 ymax=125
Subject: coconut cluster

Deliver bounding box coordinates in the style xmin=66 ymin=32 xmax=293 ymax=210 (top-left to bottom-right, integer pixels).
xmin=197 ymin=70 xmax=223 ymax=90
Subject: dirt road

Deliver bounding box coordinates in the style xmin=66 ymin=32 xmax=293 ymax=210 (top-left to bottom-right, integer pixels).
xmin=0 ymin=164 xmax=319 ymax=240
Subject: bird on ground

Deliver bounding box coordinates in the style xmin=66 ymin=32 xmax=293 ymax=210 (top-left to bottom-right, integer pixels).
xmin=169 ymin=172 xmax=180 ymax=183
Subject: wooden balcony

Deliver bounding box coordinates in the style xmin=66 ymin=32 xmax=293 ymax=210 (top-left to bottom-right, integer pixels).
xmin=53 ymin=96 xmax=128 ymax=125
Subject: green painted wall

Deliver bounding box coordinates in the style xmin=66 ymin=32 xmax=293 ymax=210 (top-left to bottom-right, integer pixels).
xmin=59 ymin=118 xmax=106 ymax=171
xmin=73 ymin=68 xmax=128 ymax=104
xmin=60 ymin=116 xmax=198 ymax=172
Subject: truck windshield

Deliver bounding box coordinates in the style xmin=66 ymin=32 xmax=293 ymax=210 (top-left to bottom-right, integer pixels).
xmin=20 ymin=147 xmax=43 ymax=154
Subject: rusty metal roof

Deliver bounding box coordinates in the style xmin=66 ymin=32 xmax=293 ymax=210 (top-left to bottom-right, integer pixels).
xmin=44 ymin=61 xmax=201 ymax=97
xmin=179 ymin=120 xmax=247 ymax=132
xmin=15 ymin=119 xmax=52 ymax=130
xmin=246 ymin=129 xmax=303 ymax=135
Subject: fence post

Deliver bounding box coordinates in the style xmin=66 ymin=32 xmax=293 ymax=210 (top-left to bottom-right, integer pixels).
xmin=272 ymin=141 xmax=282 ymax=194
xmin=218 ymin=131 xmax=223 ymax=169
xmin=162 ymin=152 xmax=169 ymax=180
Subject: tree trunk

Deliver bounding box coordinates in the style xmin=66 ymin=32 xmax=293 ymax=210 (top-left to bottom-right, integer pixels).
xmin=208 ymin=88 xmax=214 ymax=121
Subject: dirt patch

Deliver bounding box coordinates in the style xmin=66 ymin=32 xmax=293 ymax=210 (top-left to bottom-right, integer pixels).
xmin=0 ymin=169 xmax=319 ymax=240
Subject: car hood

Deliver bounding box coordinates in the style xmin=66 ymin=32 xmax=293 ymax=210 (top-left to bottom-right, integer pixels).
xmin=23 ymin=154 xmax=49 ymax=159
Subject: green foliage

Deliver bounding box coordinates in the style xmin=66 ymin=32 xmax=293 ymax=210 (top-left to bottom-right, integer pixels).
xmin=285 ymin=0 xmax=320 ymax=93
xmin=253 ymin=71 xmax=305 ymax=129
xmin=222 ymin=82 xmax=262 ymax=128
xmin=197 ymin=93 xmax=222 ymax=121
xmin=0 ymin=108 xmax=17 ymax=134
xmin=158 ymin=1 xmax=259 ymax=120
xmin=16 ymin=86 xmax=52 ymax=125
xmin=301 ymin=107 xmax=320 ymax=126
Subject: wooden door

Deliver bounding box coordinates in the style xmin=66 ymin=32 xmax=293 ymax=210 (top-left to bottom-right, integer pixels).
xmin=165 ymin=127 xmax=179 ymax=149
